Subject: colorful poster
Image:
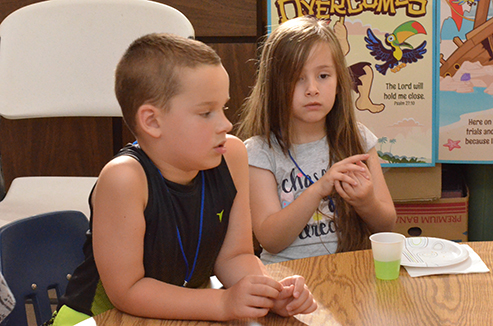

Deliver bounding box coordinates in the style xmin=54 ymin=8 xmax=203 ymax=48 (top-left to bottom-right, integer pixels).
xmin=438 ymin=0 xmax=493 ymax=163
xmin=268 ymin=1 xmax=436 ymax=166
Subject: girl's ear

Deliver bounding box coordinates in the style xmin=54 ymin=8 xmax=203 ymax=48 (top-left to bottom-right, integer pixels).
xmin=136 ymin=104 xmax=162 ymax=139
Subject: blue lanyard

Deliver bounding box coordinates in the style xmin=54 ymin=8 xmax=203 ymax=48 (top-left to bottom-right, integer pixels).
xmin=132 ymin=141 xmax=204 ymax=286
xmin=288 ymin=149 xmax=336 ymax=213
xmin=160 ymin=170 xmax=205 ymax=287
xmin=288 ymin=149 xmax=314 ymax=184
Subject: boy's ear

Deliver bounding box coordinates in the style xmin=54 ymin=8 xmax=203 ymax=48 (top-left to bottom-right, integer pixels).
xmin=136 ymin=104 xmax=162 ymax=138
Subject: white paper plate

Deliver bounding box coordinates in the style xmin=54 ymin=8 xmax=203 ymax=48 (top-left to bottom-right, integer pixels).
xmin=401 ymin=237 xmax=469 ymax=267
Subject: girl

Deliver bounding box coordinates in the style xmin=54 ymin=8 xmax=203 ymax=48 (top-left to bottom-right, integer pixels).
xmin=237 ymin=17 xmax=396 ymax=264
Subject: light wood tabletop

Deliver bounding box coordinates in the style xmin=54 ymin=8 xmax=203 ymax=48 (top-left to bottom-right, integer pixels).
xmin=93 ymin=241 xmax=493 ymax=326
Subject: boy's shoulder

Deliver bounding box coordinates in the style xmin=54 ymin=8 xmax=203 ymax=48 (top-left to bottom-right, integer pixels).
xmin=224 ymin=134 xmax=247 ymax=153
xmin=223 ymin=134 xmax=248 ymax=178
xmin=225 ymin=134 xmax=244 ymax=147
xmin=100 ymin=154 xmax=145 ymax=189
xmin=92 ymin=153 xmax=147 ymax=211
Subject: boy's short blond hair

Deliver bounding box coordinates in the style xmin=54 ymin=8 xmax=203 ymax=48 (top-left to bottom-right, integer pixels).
xmin=115 ymin=33 xmax=221 ymax=136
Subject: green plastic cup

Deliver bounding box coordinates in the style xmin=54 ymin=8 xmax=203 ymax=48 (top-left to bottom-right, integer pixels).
xmin=370 ymin=232 xmax=405 ymax=280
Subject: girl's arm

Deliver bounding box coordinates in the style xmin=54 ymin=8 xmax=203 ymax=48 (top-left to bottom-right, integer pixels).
xmin=249 ymin=165 xmax=323 ymax=254
xmin=92 ymin=154 xmax=279 ymax=321
xmin=249 ymin=153 xmax=370 ymax=254
xmin=335 ymin=147 xmax=396 ymax=232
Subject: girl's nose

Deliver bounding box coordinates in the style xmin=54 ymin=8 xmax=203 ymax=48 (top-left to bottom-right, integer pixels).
xmin=305 ymin=79 xmax=319 ymax=96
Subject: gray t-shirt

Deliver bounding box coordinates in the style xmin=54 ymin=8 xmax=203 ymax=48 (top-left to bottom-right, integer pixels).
xmin=245 ymin=123 xmax=378 ymax=264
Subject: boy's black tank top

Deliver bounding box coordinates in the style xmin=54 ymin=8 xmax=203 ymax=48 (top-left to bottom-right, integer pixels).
xmin=59 ymin=143 xmax=236 ymax=316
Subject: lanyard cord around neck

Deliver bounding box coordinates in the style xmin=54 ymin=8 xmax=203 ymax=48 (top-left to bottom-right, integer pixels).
xmin=288 ymin=149 xmax=336 ymax=255
xmin=287 ymin=149 xmax=336 ymax=213
xmin=132 ymin=141 xmax=205 ymax=286
xmin=160 ymin=170 xmax=205 ymax=287
xmin=288 ymin=149 xmax=314 ymax=184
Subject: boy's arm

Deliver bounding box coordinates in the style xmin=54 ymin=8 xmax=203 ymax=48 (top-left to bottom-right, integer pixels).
xmin=92 ymin=156 xmax=224 ymax=320
xmin=92 ymin=152 xmax=282 ymax=321
xmin=214 ymin=135 xmax=317 ymax=317
xmin=213 ymin=135 xmax=270 ymax=283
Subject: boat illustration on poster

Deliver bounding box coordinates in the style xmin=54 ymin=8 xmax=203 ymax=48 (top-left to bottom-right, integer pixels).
xmin=439 ymin=0 xmax=493 ymax=163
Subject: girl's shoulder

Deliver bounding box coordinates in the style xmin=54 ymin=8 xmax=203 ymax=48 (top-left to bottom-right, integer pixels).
xmin=356 ymin=122 xmax=378 ymax=151
xmin=244 ymin=134 xmax=282 ymax=150
xmin=244 ymin=134 xmax=286 ymax=158
xmin=244 ymin=135 xmax=267 ymax=147
xmin=356 ymin=122 xmax=372 ymax=135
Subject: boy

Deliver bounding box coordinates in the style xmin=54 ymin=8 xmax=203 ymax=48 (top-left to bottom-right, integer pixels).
xmin=49 ymin=33 xmax=317 ymax=324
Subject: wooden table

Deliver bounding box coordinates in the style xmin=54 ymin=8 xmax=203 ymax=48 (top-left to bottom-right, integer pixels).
xmin=94 ymin=241 xmax=493 ymax=325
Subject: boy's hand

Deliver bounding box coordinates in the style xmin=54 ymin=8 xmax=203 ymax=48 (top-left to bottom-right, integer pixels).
xmin=271 ymin=276 xmax=317 ymax=317
xmin=220 ymin=275 xmax=282 ymax=320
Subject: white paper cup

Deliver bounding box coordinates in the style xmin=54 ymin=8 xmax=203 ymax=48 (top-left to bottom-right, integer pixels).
xmin=370 ymin=232 xmax=405 ymax=280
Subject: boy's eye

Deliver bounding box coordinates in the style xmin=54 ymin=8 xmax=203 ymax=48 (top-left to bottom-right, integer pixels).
xmin=200 ymin=111 xmax=211 ymax=117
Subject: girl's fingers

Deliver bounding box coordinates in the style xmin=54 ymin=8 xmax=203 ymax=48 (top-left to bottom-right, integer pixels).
xmin=354 ymin=161 xmax=371 ymax=179
xmin=355 ymin=160 xmax=368 ymax=168
xmin=337 ymin=171 xmax=359 ymax=186
xmin=341 ymin=153 xmax=369 ymax=164
xmin=335 ymin=181 xmax=350 ymax=200
xmin=333 ymin=160 xmax=367 ymax=176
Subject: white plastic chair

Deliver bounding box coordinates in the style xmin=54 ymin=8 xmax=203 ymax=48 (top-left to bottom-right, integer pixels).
xmin=0 ymin=0 xmax=194 ymax=226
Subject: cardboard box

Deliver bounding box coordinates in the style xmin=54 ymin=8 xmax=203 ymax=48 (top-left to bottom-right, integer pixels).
xmin=384 ymin=164 xmax=442 ymax=202
xmin=393 ymin=188 xmax=469 ymax=242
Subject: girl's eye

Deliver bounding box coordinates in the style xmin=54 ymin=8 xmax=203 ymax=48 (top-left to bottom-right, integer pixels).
xmin=320 ymin=74 xmax=330 ymax=79
xmin=200 ymin=111 xmax=211 ymax=117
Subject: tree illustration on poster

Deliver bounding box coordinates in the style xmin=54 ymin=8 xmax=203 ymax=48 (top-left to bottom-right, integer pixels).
xmin=267 ymin=1 xmax=436 ymax=166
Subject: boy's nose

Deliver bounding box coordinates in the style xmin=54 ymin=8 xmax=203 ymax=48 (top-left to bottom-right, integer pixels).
xmin=224 ymin=119 xmax=233 ymax=133
xmin=219 ymin=112 xmax=233 ymax=133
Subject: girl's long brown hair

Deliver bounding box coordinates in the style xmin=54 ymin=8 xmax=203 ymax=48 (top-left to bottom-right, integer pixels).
xmin=237 ymin=16 xmax=371 ymax=252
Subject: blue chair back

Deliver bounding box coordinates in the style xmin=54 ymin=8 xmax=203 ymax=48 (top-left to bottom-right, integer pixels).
xmin=0 ymin=211 xmax=89 ymax=326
